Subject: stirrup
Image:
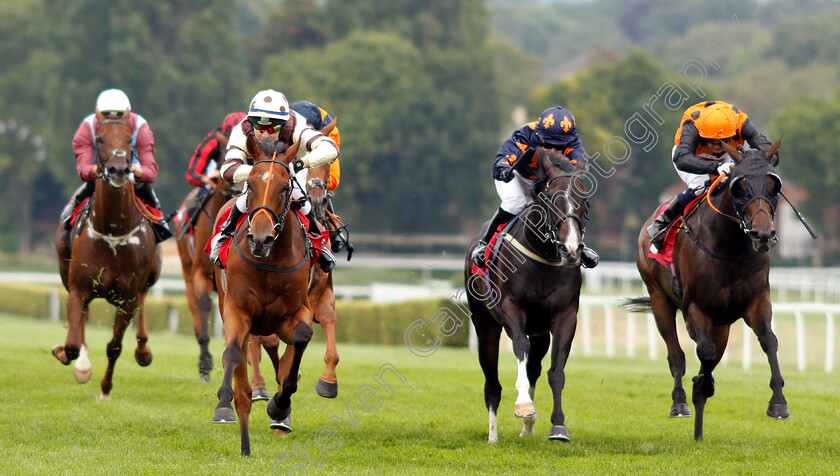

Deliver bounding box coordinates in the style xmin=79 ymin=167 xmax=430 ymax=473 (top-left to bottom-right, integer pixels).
xmin=471 ymin=242 xmax=488 ymax=267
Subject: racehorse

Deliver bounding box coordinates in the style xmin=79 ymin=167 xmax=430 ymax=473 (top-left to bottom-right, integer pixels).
xmin=248 ymin=119 xmax=341 ymax=406
xmin=52 ymin=111 xmax=162 ymax=398
xmin=625 ymin=138 xmax=788 ymax=441
xmin=210 ymin=135 xmax=313 ymax=456
xmin=173 ymin=131 xmax=239 ymax=382
xmin=465 ymin=148 xmax=589 ymax=442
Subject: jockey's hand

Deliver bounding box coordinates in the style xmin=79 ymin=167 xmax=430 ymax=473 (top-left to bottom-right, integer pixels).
xmin=131 ymin=164 xmax=144 ymax=178
xmin=498 ymin=167 xmax=514 ymax=183
xmin=292 ymin=159 xmax=306 ymax=174
xmin=716 ymin=162 xmax=733 ymax=176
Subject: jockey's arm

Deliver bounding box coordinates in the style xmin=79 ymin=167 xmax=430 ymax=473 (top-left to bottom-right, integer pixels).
xmin=220 ymin=124 xmax=251 ymax=184
xmin=295 ymin=121 xmax=339 ymax=169
xmin=72 ymin=120 xmax=98 ymax=181
xmin=673 ymin=122 xmax=718 ymax=175
xmin=133 ymin=119 xmax=157 ymax=183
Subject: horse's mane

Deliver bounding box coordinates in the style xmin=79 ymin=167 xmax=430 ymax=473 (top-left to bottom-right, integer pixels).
xmin=254 ymin=136 xmax=291 ymax=158
xmin=530 ymin=148 xmax=576 ymax=201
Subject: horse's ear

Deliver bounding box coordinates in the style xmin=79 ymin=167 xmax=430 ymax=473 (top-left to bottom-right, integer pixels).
xmin=95 ymin=109 xmax=105 ymax=123
xmin=214 ymin=131 xmax=228 ymax=149
xmin=319 ymin=116 xmax=337 ymax=136
xmin=245 ymin=133 xmax=260 ymax=159
xmin=721 ymin=141 xmax=744 ymax=164
xmin=764 ymin=135 xmax=782 ymax=163
xmin=283 ymin=141 xmax=301 ymax=162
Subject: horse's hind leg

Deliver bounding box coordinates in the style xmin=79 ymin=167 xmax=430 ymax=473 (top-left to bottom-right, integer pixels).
xmin=193 ymin=270 xmax=215 ymax=382
xmin=546 ymin=309 xmax=577 ymax=442
xmin=247 ymin=336 xmax=271 ymax=401
xmin=314 ymin=301 xmax=339 ymax=398
xmin=473 ymin=312 xmax=503 ymax=443
xmin=520 ymin=333 xmax=549 ymax=437
xmin=651 ymin=293 xmax=689 ymax=417
xmin=233 ymin=338 xmax=253 ymax=456
xmin=746 ymin=303 xmax=790 ymax=420
xmin=134 ymin=294 xmax=153 ymax=367
xmin=687 ymin=311 xmax=726 ymax=441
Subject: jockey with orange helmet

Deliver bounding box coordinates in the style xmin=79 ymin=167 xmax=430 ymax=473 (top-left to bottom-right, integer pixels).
xmin=59 ymin=88 xmax=172 ymax=243
xmin=208 ymin=89 xmax=339 ymax=272
xmin=471 ymin=106 xmax=599 ymax=269
xmin=646 ymin=100 xmax=779 ymax=252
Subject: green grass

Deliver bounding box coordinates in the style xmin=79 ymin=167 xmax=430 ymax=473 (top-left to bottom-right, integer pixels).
xmin=1 ymin=313 xmax=838 ymax=475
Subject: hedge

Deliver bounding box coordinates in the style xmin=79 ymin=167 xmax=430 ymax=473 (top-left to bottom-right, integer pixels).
xmin=0 ymin=283 xmax=468 ymax=347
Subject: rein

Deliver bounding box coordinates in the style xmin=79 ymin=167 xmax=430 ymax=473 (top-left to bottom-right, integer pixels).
xmin=232 ymin=225 xmax=309 ymax=273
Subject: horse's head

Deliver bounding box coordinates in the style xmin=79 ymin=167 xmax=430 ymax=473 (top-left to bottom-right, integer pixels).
xmin=243 ymin=135 xmax=299 ymax=258
xmin=304 ymin=117 xmax=338 ymax=222
xmin=94 ymin=110 xmax=132 ymax=188
xmin=721 ymin=138 xmax=783 ymax=253
xmin=528 ymin=148 xmax=590 ymax=266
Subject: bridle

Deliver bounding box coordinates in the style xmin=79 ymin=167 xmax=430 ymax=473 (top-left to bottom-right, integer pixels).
xmin=247 ymin=159 xmax=293 ymax=237
xmin=535 ymin=172 xmax=587 ymax=255
xmin=95 ymin=119 xmax=132 ymax=184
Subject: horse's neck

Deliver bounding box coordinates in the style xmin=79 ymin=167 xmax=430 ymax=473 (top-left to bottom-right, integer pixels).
xmin=89 ymin=181 xmax=141 ymax=234
xmin=271 ymin=209 xmax=305 ymax=258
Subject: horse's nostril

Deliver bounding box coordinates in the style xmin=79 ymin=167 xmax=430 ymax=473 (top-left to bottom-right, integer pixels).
xmin=263 ymin=236 xmax=275 ymax=248
xmin=247 ymin=234 xmax=255 ymax=247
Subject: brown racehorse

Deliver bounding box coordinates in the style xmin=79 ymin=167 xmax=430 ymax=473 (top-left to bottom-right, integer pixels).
xmin=173 ymin=131 xmax=240 ymax=382
xmin=465 ymin=149 xmax=589 ymax=442
xmin=52 ymin=112 xmax=162 ymax=398
xmin=626 ymin=139 xmax=788 ymax=441
xmin=248 ymin=119 xmax=341 ymax=412
xmin=210 ymin=135 xmax=313 ymax=456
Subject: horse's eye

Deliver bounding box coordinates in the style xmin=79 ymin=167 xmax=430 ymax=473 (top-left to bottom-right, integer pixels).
xmin=96 ymin=137 xmax=104 ymax=145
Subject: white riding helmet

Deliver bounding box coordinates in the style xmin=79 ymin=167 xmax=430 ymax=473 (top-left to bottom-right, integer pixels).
xmin=96 ymin=89 xmax=131 ymax=113
xmin=248 ymin=89 xmax=290 ymax=126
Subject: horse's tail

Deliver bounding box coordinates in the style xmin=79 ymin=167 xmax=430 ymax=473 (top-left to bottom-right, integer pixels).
xmin=621 ymin=297 xmax=652 ymax=313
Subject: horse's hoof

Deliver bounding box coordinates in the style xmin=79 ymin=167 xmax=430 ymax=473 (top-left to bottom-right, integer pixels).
xmin=74 ymin=368 xmax=92 ymax=383
xmin=212 ymin=406 xmax=236 ymax=424
xmin=669 ymin=402 xmax=692 ymax=418
xmin=198 ymin=374 xmax=211 ymax=384
xmin=767 ymin=403 xmax=791 ymax=420
xmin=266 ymin=398 xmax=290 ymax=422
xmin=252 ymin=387 xmax=271 ymax=401
xmin=315 ymin=379 xmax=338 ymax=399
xmin=135 ymin=349 xmax=152 ymax=367
xmin=52 ymin=346 xmax=71 ymax=366
xmin=514 ymin=402 xmax=535 ymax=419
xmin=270 ymin=415 xmax=292 ymax=432
xmin=547 ymin=425 xmax=570 ymax=441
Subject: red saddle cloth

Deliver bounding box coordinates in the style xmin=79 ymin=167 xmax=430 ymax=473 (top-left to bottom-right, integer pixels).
xmin=647 ymin=195 xmax=703 ymax=267
xmin=470 ymin=221 xmax=509 ymax=274
xmin=204 ymin=208 xmax=329 ymax=269
xmin=69 ymin=198 xmax=91 ymax=227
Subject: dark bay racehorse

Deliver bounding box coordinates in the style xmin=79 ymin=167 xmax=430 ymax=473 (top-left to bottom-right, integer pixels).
xmin=248 ymin=119 xmax=341 ymax=406
xmin=465 ymin=149 xmax=589 ymax=442
xmin=173 ymin=131 xmax=239 ymax=382
xmin=53 ymin=111 xmax=161 ymax=398
xmin=626 ymin=139 xmax=788 ymax=440
xmin=210 ymin=136 xmax=313 ymax=456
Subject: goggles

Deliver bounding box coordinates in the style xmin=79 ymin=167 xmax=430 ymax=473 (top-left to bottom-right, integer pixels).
xmin=102 ymin=111 xmax=124 ymax=119
xmin=703 ymin=136 xmax=734 ymax=146
xmin=253 ymin=123 xmax=280 ymax=134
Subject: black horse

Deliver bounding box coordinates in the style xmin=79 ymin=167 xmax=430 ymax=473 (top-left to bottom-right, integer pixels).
xmin=465 ymin=148 xmax=589 ymax=442
xmin=626 ymin=138 xmax=789 ymax=441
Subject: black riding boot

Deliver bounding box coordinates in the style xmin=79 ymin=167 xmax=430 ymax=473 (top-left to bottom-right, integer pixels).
xmin=306 ymin=210 xmax=335 ymax=273
xmin=209 ymin=205 xmax=244 ymax=267
xmin=58 ymin=182 xmax=96 ymax=243
xmin=646 ymin=195 xmax=684 ymax=252
xmin=471 ymin=208 xmax=515 ymax=267
xmin=134 ymin=183 xmax=173 ymax=243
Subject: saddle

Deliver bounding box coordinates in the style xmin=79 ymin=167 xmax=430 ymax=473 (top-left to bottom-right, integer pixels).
xmin=647 ymin=194 xmax=705 ymax=267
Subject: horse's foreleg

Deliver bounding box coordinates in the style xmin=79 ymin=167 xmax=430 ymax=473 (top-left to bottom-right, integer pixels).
xmin=233 ymin=337 xmax=252 ymax=456
xmin=471 ymin=307 xmax=503 ymax=443
xmin=193 ymin=270 xmax=215 ymax=381
xmin=501 ymin=302 xmax=534 ymax=420
xmin=212 ymin=308 xmax=250 ymax=427
xmin=746 ymin=305 xmax=790 ymax=420
xmin=56 ymin=290 xmax=89 ymax=363
xmin=545 ymin=310 xmax=577 ymax=442
xmin=134 ymin=292 xmax=152 ymax=367
xmin=520 ymin=334 xmax=549 ymax=438
xmin=100 ymin=308 xmax=134 ymax=398
xmin=267 ymin=320 xmax=313 ymax=427
xmin=314 ymin=300 xmax=339 ymax=398
xmin=650 ymin=292 xmax=688 ymax=417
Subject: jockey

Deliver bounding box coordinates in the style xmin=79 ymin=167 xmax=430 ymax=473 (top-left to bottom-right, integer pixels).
xmin=471 ymin=106 xmax=600 ymax=269
xmin=59 ymin=88 xmax=172 ymax=243
xmin=647 ymin=100 xmax=779 ymax=253
xmin=209 ymin=89 xmax=339 ymax=272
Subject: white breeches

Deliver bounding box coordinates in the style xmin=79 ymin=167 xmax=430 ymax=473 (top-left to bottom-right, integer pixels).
xmin=495 ymin=173 xmax=534 ymax=215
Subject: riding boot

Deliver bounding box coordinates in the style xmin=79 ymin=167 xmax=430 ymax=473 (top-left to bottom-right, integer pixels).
xmin=209 ymin=205 xmax=244 ymax=267
xmin=306 ymin=210 xmax=336 ymax=273
xmin=134 ymin=183 xmax=173 ymax=243
xmin=472 ymin=208 xmax=515 ymax=267
xmin=646 ymin=195 xmax=684 ymax=253
xmin=581 ymin=246 xmax=600 ymax=269
xmin=58 ymin=182 xmax=96 ymax=243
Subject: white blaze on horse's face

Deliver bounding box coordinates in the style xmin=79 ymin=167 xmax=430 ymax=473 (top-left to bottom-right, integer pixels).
xmin=260 ymin=171 xmax=270 ymax=183
xmin=562 ymin=190 xmax=581 ymax=253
